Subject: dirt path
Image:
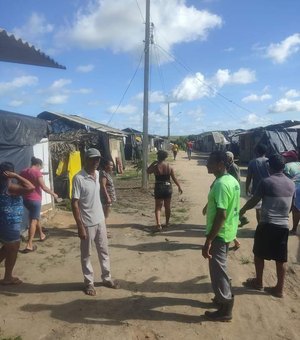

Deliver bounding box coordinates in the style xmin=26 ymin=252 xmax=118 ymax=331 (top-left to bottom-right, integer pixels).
xmin=1 ymin=151 xmax=300 ymax=340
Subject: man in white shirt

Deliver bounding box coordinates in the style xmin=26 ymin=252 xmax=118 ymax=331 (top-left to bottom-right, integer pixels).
xmin=71 ymin=148 xmax=118 ymax=296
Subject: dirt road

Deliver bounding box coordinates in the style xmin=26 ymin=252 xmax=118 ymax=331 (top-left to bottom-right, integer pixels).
xmin=1 ymin=151 xmax=300 ymax=340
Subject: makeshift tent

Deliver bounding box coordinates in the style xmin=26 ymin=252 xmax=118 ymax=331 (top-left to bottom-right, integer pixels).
xmin=0 ymin=29 xmax=65 ymax=69
xmin=237 ymin=122 xmax=300 ymax=163
xmin=0 ymin=110 xmax=49 ymax=172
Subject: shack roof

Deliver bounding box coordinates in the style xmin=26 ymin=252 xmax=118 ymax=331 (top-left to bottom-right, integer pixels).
xmin=0 ymin=29 xmax=65 ymax=69
xmin=38 ymin=111 xmax=126 ymax=137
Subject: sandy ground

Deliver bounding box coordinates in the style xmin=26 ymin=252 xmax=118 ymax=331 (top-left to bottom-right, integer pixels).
xmin=1 ymin=151 xmax=300 ymax=340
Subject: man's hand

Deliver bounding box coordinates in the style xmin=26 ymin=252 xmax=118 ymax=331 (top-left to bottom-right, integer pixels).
xmin=78 ymin=226 xmax=87 ymax=240
xmin=202 ymin=239 xmax=212 ymax=259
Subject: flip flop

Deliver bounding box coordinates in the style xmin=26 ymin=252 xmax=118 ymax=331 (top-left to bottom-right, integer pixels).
xmin=84 ymin=284 xmax=96 ymax=296
xmin=243 ymin=278 xmax=263 ymax=291
xmin=39 ymin=234 xmax=48 ymax=242
xmin=0 ymin=277 xmax=23 ymax=285
xmin=20 ymin=245 xmax=37 ymax=254
xmin=102 ymin=280 xmax=120 ymax=289
xmin=264 ymin=287 xmax=283 ymax=298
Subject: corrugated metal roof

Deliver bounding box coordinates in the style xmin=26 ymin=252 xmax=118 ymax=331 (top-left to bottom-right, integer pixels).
xmin=38 ymin=111 xmax=126 ymax=137
xmin=0 ymin=29 xmax=66 ymax=69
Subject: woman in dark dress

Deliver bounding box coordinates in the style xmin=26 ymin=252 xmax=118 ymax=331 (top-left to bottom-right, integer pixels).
xmin=147 ymin=150 xmax=183 ymax=231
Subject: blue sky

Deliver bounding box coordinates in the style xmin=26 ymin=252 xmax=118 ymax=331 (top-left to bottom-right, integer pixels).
xmin=1 ymin=0 xmax=300 ymax=136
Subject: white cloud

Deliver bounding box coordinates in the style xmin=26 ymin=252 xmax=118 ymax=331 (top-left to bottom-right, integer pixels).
xmin=0 ymin=76 xmax=38 ymax=94
xmin=45 ymin=94 xmax=69 ymax=105
xmin=172 ymin=68 xmax=256 ymax=102
xmin=135 ymin=90 xmax=166 ymax=103
xmin=13 ymin=12 xmax=53 ymax=44
xmin=172 ymin=72 xmax=210 ymax=101
xmin=8 ymin=100 xmax=24 ymax=107
xmin=268 ymin=98 xmax=300 ymax=113
xmin=285 ymin=89 xmax=300 ymax=98
xmin=224 ymin=47 xmax=234 ymax=52
xmin=56 ymin=0 xmax=222 ymax=55
xmin=241 ymin=113 xmax=271 ymax=126
xmin=107 ymin=104 xmax=138 ymax=114
xmin=50 ymin=79 xmax=72 ymax=90
xmin=265 ymin=33 xmax=300 ymax=64
xmin=242 ymin=93 xmax=272 ymax=103
xmin=76 ymin=64 xmax=95 ymax=73
xmin=213 ymin=68 xmax=256 ymax=87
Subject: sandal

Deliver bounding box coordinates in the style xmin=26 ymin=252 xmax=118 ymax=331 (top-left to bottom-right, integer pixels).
xmin=243 ymin=278 xmax=263 ymax=291
xmin=84 ymin=284 xmax=96 ymax=296
xmin=153 ymin=225 xmax=162 ymax=233
xmin=0 ymin=277 xmax=23 ymax=285
xmin=264 ymin=287 xmax=283 ymax=298
xmin=20 ymin=245 xmax=37 ymax=254
xmin=102 ymin=280 xmax=120 ymax=289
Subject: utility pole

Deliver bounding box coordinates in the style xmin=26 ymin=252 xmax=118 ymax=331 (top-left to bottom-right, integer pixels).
xmin=167 ymin=101 xmax=170 ymax=143
xmin=142 ymin=0 xmax=151 ymax=189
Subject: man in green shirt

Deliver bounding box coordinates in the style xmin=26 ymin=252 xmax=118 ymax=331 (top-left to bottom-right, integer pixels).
xmin=202 ymin=151 xmax=240 ymax=321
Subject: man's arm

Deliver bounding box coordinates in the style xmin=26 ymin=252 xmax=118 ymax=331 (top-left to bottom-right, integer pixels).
xmin=245 ymin=173 xmax=252 ymax=195
xmin=71 ymin=198 xmax=87 ymax=240
xmin=202 ymin=208 xmax=226 ymax=259
xmin=240 ymin=194 xmax=261 ymax=216
xmin=147 ymin=161 xmax=158 ymax=174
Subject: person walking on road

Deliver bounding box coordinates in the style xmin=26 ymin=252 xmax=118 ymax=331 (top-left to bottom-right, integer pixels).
xmin=147 ymin=150 xmax=183 ymax=232
xmin=20 ymin=157 xmax=59 ymax=253
xmin=186 ymin=141 xmax=193 ymax=160
xmin=202 ymin=151 xmax=240 ymax=321
xmin=71 ymin=148 xmax=118 ymax=296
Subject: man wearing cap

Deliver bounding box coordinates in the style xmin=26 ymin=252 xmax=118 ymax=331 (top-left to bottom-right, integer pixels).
xmin=71 ymin=148 xmax=118 ymax=296
xmin=240 ymin=154 xmax=295 ymax=298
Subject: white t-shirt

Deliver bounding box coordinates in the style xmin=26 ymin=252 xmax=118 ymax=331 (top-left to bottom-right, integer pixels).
xmin=72 ymin=169 xmax=105 ymax=227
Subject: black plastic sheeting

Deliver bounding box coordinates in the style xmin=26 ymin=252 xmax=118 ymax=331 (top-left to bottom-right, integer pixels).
xmin=262 ymin=130 xmax=297 ymax=155
xmin=0 ymin=110 xmax=49 ymax=146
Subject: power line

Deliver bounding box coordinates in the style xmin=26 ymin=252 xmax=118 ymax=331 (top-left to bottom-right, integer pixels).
xmin=155 ymin=43 xmax=253 ymax=115
xmin=135 ymin=0 xmax=145 ymax=23
xmin=106 ymin=49 xmax=144 ymax=125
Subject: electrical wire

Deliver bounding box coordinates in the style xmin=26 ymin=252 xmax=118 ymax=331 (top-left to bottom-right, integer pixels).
xmin=106 ymin=49 xmax=144 ymax=125
xmin=135 ymin=0 xmax=145 ymax=23
xmin=155 ymin=43 xmax=253 ymax=116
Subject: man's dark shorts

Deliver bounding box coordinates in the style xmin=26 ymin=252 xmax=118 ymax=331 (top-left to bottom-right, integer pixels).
xmin=253 ymin=223 xmax=289 ymax=262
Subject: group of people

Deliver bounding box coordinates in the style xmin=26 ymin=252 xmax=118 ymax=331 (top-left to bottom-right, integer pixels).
xmin=1 ymin=144 xmax=299 ymax=322
xmin=0 ymin=157 xmax=58 ymax=284
xmin=0 ymin=151 xmax=117 ymax=291
xmin=148 ymin=144 xmax=298 ymax=321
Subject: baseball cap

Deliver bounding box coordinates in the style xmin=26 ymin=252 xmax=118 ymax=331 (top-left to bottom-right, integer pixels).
xmin=85 ymin=148 xmax=101 ymax=158
xmin=281 ymin=150 xmax=298 ymax=161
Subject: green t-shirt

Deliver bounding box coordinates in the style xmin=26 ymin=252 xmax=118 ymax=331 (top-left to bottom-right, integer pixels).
xmin=206 ymin=174 xmax=240 ymax=243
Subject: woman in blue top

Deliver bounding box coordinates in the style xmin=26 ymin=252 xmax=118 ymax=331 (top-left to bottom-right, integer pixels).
xmin=0 ymin=162 xmax=34 ymax=285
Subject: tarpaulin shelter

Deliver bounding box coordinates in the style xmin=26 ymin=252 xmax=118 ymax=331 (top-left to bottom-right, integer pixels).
xmin=0 ymin=110 xmax=49 ymax=172
xmin=0 ymin=29 xmax=65 ymax=69
xmin=237 ymin=121 xmax=300 ymax=163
